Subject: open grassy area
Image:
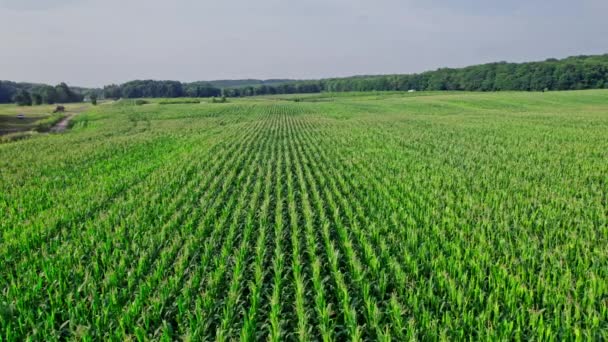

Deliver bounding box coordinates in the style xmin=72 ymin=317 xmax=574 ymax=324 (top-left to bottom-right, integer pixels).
xmin=0 ymin=105 xmax=53 ymax=135
xmin=1 ymin=90 xmax=607 ymax=340
xmin=0 ymin=104 xmax=90 ymax=137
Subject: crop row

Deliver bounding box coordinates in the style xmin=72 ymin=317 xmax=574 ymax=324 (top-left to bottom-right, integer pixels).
xmin=1 ymin=98 xmax=607 ymax=340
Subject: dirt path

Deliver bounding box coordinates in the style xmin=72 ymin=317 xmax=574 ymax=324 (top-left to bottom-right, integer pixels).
xmin=50 ymin=106 xmax=89 ymax=133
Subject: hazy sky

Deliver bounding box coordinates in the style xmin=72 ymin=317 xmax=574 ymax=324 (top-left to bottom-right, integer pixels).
xmin=1 ymin=0 xmax=606 ymax=87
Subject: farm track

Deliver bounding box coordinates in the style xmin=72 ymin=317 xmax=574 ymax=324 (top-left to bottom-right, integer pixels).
xmin=1 ymin=94 xmax=607 ymax=341
xmin=49 ymin=105 xmax=94 ymax=133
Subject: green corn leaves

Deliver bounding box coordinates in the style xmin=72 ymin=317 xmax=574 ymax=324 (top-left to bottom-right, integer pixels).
xmin=1 ymin=91 xmax=607 ymax=340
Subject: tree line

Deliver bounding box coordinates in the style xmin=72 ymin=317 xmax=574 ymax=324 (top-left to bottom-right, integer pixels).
xmin=230 ymin=54 xmax=608 ymax=96
xmin=318 ymin=54 xmax=608 ymax=93
xmin=106 ymin=54 xmax=606 ymax=98
xmin=103 ymin=80 xmax=222 ymax=99
xmin=207 ymin=79 xmax=293 ymax=89
xmin=142 ymin=54 xmax=608 ymax=97
xmin=0 ymin=81 xmax=85 ymax=105
xmin=6 ymin=54 xmax=607 ymax=105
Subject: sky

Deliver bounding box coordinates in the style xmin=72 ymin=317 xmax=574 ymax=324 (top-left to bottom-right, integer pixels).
xmin=0 ymin=0 xmax=606 ymax=87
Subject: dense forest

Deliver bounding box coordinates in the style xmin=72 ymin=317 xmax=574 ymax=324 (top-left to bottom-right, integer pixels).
xmin=225 ymin=54 xmax=608 ymax=96
xmin=318 ymin=54 xmax=608 ymax=93
xmin=102 ymin=80 xmax=322 ymax=99
xmin=0 ymin=81 xmax=85 ymax=105
xmin=103 ymin=80 xmax=222 ymax=99
xmin=101 ymin=54 xmax=608 ymax=99
xmin=207 ymin=79 xmax=294 ymax=89
xmin=6 ymin=54 xmax=607 ymax=104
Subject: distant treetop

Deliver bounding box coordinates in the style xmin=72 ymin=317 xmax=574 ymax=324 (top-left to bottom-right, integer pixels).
xmin=8 ymin=53 xmax=605 ymax=103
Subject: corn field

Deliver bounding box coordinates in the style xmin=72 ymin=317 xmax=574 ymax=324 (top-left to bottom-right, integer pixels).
xmin=1 ymin=91 xmax=607 ymax=340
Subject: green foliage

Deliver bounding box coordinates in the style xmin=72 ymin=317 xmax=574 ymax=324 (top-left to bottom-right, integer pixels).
xmin=208 ymin=79 xmax=293 ymax=88
xmin=106 ymin=80 xmax=221 ymax=99
xmin=94 ymin=54 xmax=608 ymax=101
xmin=183 ymin=82 xmax=221 ymax=98
xmin=103 ymin=84 xmax=122 ymax=99
xmin=54 ymin=82 xmax=84 ymax=103
xmin=0 ymin=131 xmax=41 ymax=143
xmin=33 ymin=113 xmax=67 ymax=132
xmin=31 ymin=93 xmax=43 ymax=105
xmin=318 ymin=54 xmax=608 ymax=93
xmin=158 ymin=99 xmax=200 ymax=105
xmin=12 ymin=89 xmax=32 ymax=106
xmin=0 ymin=81 xmax=37 ymax=103
xmin=213 ymin=54 xmax=608 ymax=97
xmin=0 ymin=103 xmax=88 ymax=135
xmin=0 ymin=81 xmax=85 ymax=104
xmin=210 ymin=96 xmax=228 ymax=103
xmin=39 ymin=85 xmax=58 ymax=104
xmin=1 ymin=90 xmax=607 ymax=340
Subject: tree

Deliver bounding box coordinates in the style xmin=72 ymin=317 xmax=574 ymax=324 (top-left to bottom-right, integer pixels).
xmin=13 ymin=89 xmax=32 ymax=106
xmin=0 ymin=81 xmax=18 ymax=103
xmin=103 ymin=84 xmax=122 ymax=99
xmin=52 ymin=82 xmax=83 ymax=103
xmin=40 ymin=85 xmax=58 ymax=104
xmin=32 ymin=92 xmax=43 ymax=105
xmin=94 ymin=53 xmax=608 ymax=98
xmin=184 ymin=82 xmax=221 ymax=97
xmin=55 ymin=82 xmax=70 ymax=103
